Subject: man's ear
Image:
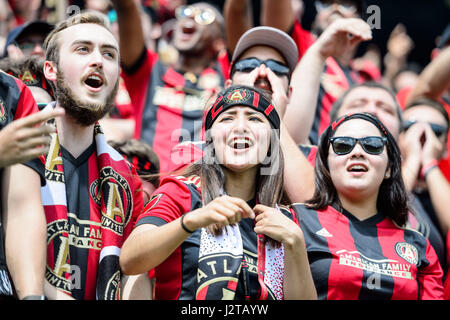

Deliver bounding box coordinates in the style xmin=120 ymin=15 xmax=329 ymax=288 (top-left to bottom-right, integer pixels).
xmin=43 ymin=60 xmax=57 ymax=82
xmin=225 ymin=79 xmax=232 ymax=88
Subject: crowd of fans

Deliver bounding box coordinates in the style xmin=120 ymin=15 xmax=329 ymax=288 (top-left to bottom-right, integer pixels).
xmin=0 ymin=0 xmax=449 ymax=300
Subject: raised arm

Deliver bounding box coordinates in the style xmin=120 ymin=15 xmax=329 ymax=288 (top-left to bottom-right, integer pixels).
xmin=260 ymin=0 xmax=296 ymax=33
xmin=111 ymin=0 xmax=146 ymax=69
xmin=223 ymin=0 xmax=253 ymax=54
xmin=283 ymin=18 xmax=372 ymax=145
xmin=407 ymin=46 xmax=450 ymax=104
xmin=2 ymin=164 xmax=46 ymax=299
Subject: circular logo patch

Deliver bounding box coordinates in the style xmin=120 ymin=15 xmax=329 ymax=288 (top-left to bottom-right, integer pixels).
xmin=224 ymin=88 xmax=250 ymax=104
xmin=395 ymin=242 xmax=419 ymax=265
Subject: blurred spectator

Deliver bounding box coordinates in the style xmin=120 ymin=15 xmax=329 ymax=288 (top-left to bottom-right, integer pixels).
xmin=2 ymin=20 xmax=53 ymax=60
xmin=112 ymin=0 xmax=227 ymax=173
xmin=0 ymin=55 xmax=53 ymax=106
xmin=109 ymin=138 xmax=161 ymax=204
xmin=399 ymin=97 xmax=450 ymax=270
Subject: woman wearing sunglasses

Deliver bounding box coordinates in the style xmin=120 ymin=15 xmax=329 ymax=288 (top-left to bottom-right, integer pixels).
xmin=292 ymin=112 xmax=444 ymax=299
xmin=119 ymin=85 xmax=317 ymax=300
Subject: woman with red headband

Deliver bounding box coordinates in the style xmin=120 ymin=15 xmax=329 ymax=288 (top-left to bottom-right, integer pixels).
xmin=292 ymin=113 xmax=444 ymax=299
xmin=119 ymin=85 xmax=317 ymax=300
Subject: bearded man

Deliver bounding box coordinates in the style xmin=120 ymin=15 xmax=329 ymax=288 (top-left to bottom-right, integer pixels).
xmin=25 ymin=12 xmax=144 ymax=300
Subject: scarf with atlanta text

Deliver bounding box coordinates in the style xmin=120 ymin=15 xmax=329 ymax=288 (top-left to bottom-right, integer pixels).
xmin=40 ymin=111 xmax=142 ymax=299
xmin=196 ymin=220 xmax=285 ymax=300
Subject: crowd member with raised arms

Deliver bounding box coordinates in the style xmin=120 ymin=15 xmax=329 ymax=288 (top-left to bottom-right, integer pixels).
xmin=111 ymin=0 xmax=227 ymax=173
xmin=292 ymin=112 xmax=444 ymax=299
xmin=119 ymin=85 xmax=317 ymax=300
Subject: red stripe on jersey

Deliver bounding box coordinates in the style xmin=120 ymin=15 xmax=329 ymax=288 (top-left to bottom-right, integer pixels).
xmin=84 ymin=154 xmax=102 ymax=300
xmin=13 ymin=78 xmax=38 ymax=120
xmin=316 ymin=206 xmax=363 ymax=299
xmin=152 ymin=104 xmax=184 ymax=173
xmin=155 ymin=247 xmax=184 ymax=299
xmin=121 ymin=50 xmax=158 ymax=139
xmin=417 ymin=240 xmax=445 ymax=299
xmin=375 ymin=219 xmax=418 ymax=300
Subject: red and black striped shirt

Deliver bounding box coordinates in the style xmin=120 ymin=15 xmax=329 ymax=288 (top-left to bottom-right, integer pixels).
xmin=292 ymin=203 xmax=444 ymax=300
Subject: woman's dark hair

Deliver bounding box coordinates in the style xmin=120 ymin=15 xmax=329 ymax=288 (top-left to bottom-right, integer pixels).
xmin=182 ymin=85 xmax=286 ymax=238
xmin=306 ymin=112 xmax=410 ymax=227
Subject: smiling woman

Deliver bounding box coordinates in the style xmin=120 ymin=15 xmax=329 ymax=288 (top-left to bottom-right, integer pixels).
xmin=119 ymin=85 xmax=317 ymax=300
xmin=292 ymin=112 xmax=445 ymax=300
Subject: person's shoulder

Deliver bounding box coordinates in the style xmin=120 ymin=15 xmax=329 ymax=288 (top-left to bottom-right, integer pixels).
xmin=162 ymin=174 xmax=201 ymax=191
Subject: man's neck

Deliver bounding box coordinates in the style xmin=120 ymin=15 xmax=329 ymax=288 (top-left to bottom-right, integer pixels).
xmin=55 ymin=105 xmax=95 ymax=159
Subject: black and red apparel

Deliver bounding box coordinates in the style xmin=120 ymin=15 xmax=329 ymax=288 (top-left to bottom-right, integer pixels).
xmin=292 ymin=203 xmax=444 ymax=299
xmin=121 ymin=47 xmax=229 ymax=173
xmin=288 ymin=20 xmax=380 ymax=145
xmin=26 ymin=116 xmax=144 ymax=300
xmin=137 ymin=175 xmax=291 ymax=300
xmin=0 ymin=71 xmax=39 ymax=296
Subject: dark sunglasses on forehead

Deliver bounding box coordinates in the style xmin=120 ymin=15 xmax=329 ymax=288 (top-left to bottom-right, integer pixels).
xmin=175 ymin=5 xmax=216 ymax=25
xmin=232 ymin=58 xmax=290 ymax=77
xmin=329 ymin=136 xmax=388 ymax=155
xmin=315 ymin=0 xmax=358 ymax=14
xmin=402 ymin=120 xmax=448 ymax=138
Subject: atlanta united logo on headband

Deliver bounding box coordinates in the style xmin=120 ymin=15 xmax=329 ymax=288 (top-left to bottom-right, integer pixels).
xmin=224 ymin=88 xmax=250 ymax=104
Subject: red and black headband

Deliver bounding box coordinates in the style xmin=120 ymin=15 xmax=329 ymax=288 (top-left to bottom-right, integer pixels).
xmin=330 ymin=112 xmax=389 ymax=136
xmin=204 ymin=86 xmax=280 ymax=131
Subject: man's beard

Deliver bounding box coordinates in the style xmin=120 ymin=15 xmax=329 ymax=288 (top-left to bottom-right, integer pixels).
xmin=55 ymin=70 xmax=118 ymax=126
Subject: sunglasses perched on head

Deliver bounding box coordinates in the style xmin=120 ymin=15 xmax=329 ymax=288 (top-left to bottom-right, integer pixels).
xmin=402 ymin=120 xmax=448 ymax=138
xmin=232 ymin=58 xmax=290 ymax=77
xmin=175 ymin=5 xmax=216 ymax=25
xmin=315 ymin=0 xmax=358 ymax=14
xmin=329 ymin=136 xmax=388 ymax=155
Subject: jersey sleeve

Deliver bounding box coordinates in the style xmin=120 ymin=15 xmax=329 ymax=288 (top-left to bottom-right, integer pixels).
xmin=418 ymin=239 xmax=445 ymax=300
xmin=135 ymin=177 xmax=193 ymax=228
xmin=120 ymin=47 xmax=159 ymax=124
xmin=289 ymin=19 xmax=316 ymax=62
xmin=13 ymin=78 xmax=39 ymax=120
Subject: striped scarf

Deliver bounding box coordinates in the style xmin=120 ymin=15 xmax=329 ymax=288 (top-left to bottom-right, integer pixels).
xmin=196 ymin=224 xmax=285 ymax=300
xmin=41 ymin=112 xmax=141 ymax=299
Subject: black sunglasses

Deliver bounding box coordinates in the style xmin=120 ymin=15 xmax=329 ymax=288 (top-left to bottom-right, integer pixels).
xmin=329 ymin=136 xmax=388 ymax=155
xmin=402 ymin=120 xmax=448 ymax=138
xmin=232 ymin=58 xmax=290 ymax=77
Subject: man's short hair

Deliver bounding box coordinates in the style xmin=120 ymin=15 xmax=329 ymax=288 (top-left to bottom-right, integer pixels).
xmin=405 ymin=96 xmax=449 ymax=129
xmin=329 ymin=81 xmax=403 ymax=122
xmin=44 ymin=11 xmax=113 ymax=65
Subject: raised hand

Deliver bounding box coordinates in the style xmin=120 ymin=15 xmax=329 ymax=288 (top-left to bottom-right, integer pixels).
xmin=184 ymin=195 xmax=255 ymax=231
xmin=313 ymin=17 xmax=372 ymax=59
xmin=0 ymin=107 xmax=64 ymax=168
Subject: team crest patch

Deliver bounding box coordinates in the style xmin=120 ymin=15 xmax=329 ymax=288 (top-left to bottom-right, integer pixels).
xmin=395 ymin=242 xmax=419 ymax=265
xmin=224 ymin=88 xmax=250 ymax=104
xmin=99 ymin=167 xmax=133 ymax=236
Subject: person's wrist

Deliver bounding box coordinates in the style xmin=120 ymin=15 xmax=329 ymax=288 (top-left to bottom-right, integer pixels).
xmin=421 ymin=159 xmax=439 ymax=179
xmin=180 ymin=213 xmax=195 ymax=234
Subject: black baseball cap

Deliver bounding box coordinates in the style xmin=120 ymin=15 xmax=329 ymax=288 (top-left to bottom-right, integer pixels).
xmin=3 ymin=21 xmax=54 ymax=57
